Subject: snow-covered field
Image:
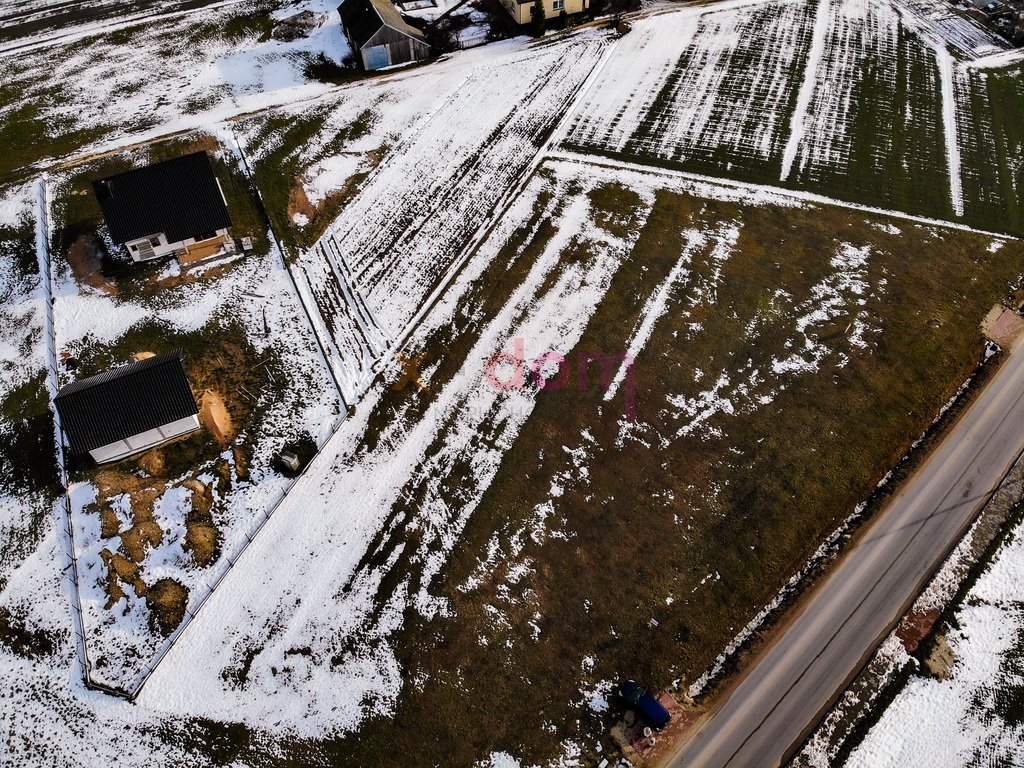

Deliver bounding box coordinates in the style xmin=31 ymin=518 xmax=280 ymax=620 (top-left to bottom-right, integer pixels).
xmin=561 ymin=0 xmax=1023 ymax=228
xmin=0 ymin=0 xmax=349 ymax=173
xmin=849 ymin=517 xmax=1024 ymax=767
xmin=567 ymin=0 xmax=814 ymax=173
xmin=1 ymin=0 xmax=1023 ymax=764
xmin=0 ymin=182 xmax=52 ymax=591
xmin=287 ymin=33 xmax=610 ymax=400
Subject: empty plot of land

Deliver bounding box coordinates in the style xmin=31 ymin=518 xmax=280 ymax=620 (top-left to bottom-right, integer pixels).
xmin=290 ymin=33 xmax=608 ymax=400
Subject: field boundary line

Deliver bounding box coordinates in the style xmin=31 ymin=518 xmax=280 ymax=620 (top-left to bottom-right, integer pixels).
xmin=547 ymin=149 xmax=1017 ymax=239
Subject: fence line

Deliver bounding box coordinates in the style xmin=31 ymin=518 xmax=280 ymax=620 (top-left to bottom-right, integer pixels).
xmin=35 ymin=174 xmax=97 ymax=691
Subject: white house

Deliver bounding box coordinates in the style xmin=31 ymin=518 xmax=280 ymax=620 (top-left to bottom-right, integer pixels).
xmin=54 ymin=351 xmax=201 ymax=465
xmin=92 ymin=151 xmax=233 ymax=263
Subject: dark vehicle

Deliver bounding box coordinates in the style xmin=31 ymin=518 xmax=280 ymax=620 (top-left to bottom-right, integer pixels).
xmin=619 ymin=680 xmax=671 ymax=728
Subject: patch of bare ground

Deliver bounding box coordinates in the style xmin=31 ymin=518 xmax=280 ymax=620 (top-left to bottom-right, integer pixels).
xmin=66 ymin=233 xmax=116 ymax=295
xmin=145 ymin=578 xmax=189 ymax=636
xmin=924 ymin=631 xmax=955 ymax=679
xmin=199 ymin=389 xmax=235 ymax=445
xmin=0 ymin=607 xmax=56 ymax=658
xmin=100 ymin=549 xmax=144 ymax=609
xmin=287 ymin=150 xmax=381 ymax=249
xmin=287 ymin=176 xmax=316 ymax=225
xmin=183 ymin=476 xmax=220 ymax=567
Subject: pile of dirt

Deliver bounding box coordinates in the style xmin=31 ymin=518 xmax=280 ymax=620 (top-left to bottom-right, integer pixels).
xmin=99 ymin=549 xmax=144 ymax=610
xmin=199 ymin=389 xmax=235 ymax=445
xmin=925 ymin=632 xmax=956 ymax=679
xmin=182 ymin=476 xmax=220 ymax=567
xmin=272 ymin=10 xmax=324 ymax=41
xmin=144 ymin=578 xmax=189 ymax=636
xmin=67 ymin=234 xmax=116 ymax=295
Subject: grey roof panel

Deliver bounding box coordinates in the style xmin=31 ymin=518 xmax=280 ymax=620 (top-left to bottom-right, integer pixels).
xmin=338 ymin=0 xmax=425 ymax=49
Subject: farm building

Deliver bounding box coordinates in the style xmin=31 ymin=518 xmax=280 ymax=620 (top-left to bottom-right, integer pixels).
xmin=92 ymin=151 xmax=233 ymax=263
xmin=501 ymin=0 xmax=590 ymax=25
xmin=54 ymin=351 xmax=201 ymax=465
xmin=338 ymin=0 xmax=430 ymax=71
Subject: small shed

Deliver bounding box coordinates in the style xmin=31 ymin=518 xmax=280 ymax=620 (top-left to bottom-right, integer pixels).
xmin=54 ymin=351 xmax=201 ymax=464
xmin=92 ymin=151 xmax=232 ymax=263
xmin=338 ymin=0 xmax=430 ymax=71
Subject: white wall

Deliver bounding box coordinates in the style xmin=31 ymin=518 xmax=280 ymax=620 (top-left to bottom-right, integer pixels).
xmin=124 ymin=229 xmax=229 ymax=262
xmin=87 ymin=414 xmax=201 ymax=464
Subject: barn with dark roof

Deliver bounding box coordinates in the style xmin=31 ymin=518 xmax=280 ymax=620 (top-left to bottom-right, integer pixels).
xmin=92 ymin=151 xmax=232 ymax=263
xmin=338 ymin=0 xmax=430 ymax=71
xmin=54 ymin=351 xmax=201 ymax=464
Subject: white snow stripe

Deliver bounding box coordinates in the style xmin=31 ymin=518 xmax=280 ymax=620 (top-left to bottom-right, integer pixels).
xmin=933 ymin=42 xmax=965 ymax=218
xmin=780 ymin=0 xmax=832 ymax=181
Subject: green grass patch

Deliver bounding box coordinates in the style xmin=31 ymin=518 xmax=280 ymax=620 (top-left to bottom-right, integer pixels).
xmin=789 ymin=26 xmax=956 ymax=223
xmin=958 ymin=65 xmax=1024 ymax=234
xmin=243 ymin=107 xmax=381 ymax=257
xmin=621 ymin=2 xmax=815 ymax=186
xmin=0 ymin=75 xmax=113 ymax=185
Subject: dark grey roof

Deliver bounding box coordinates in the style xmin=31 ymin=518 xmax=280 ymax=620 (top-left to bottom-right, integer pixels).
xmin=338 ymin=0 xmax=425 ymax=49
xmin=55 ymin=351 xmax=199 ymax=455
xmin=92 ymin=151 xmax=232 ymax=245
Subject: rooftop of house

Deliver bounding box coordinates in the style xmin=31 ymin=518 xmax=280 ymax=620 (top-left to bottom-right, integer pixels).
xmin=54 ymin=350 xmax=199 ymax=454
xmin=338 ymin=0 xmax=426 ymax=49
xmin=92 ymin=151 xmax=232 ymax=246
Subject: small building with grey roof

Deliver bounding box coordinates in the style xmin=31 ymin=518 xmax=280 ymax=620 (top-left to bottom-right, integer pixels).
xmin=338 ymin=0 xmax=431 ymax=70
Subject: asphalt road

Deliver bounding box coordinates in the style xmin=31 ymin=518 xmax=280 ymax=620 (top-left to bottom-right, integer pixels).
xmin=667 ymin=339 xmax=1024 ymax=768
